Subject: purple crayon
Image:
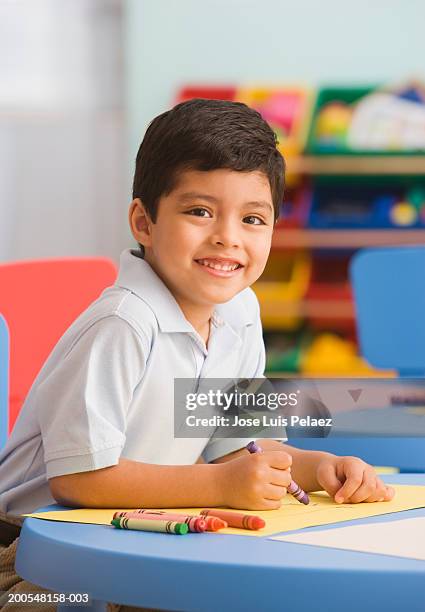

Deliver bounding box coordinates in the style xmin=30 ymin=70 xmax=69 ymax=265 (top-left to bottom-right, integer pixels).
xmin=246 ymin=441 xmax=310 ymax=505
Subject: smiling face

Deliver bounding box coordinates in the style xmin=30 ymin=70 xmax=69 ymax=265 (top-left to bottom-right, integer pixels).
xmin=129 ymin=168 xmax=275 ymax=329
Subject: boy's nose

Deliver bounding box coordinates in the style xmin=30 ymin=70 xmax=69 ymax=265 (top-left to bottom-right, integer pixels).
xmin=210 ymin=220 xmax=241 ymax=248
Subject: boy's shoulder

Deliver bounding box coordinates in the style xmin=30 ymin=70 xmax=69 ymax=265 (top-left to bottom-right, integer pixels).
xmin=81 ymin=284 xmax=159 ymax=345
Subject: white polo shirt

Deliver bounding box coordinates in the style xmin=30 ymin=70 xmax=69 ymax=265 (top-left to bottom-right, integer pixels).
xmin=0 ymin=249 xmax=284 ymax=516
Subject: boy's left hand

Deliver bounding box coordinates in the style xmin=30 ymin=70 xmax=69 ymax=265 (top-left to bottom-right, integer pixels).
xmin=316 ymin=455 xmax=395 ymax=504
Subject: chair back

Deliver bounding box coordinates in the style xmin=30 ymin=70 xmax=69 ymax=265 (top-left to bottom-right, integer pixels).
xmin=0 ymin=315 xmax=9 ymax=448
xmin=350 ymin=246 xmax=425 ymax=376
xmin=0 ymin=258 xmax=117 ymax=433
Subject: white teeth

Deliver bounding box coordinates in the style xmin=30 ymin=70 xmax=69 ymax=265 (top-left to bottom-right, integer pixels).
xmin=197 ymin=259 xmax=239 ymax=271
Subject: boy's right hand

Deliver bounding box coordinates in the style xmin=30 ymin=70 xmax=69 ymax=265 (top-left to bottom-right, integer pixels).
xmin=218 ymin=450 xmax=292 ymax=510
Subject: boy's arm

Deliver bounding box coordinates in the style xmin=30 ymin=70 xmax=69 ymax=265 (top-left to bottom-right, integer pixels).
xmin=49 ymin=450 xmax=293 ymax=511
xmin=49 ymin=458 xmax=226 ymax=508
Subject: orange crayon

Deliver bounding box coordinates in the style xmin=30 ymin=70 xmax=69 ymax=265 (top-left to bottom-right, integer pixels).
xmin=202 ymin=516 xmax=228 ymax=531
xmin=200 ymin=509 xmax=265 ymax=530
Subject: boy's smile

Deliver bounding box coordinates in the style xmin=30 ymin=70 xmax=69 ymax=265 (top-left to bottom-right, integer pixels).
xmin=194 ymin=258 xmax=242 ymax=277
xmin=129 ymin=168 xmax=275 ymax=337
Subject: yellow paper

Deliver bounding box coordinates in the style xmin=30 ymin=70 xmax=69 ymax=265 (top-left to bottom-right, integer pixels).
xmin=25 ymin=485 xmax=425 ymax=537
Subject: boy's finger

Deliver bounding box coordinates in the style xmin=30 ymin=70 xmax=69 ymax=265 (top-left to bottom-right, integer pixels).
xmin=334 ymin=463 xmax=364 ymax=503
xmin=363 ymin=479 xmax=394 ymax=503
xmin=347 ymin=477 xmax=377 ymax=503
xmin=266 ymin=450 xmax=292 ymax=470
xmin=264 ymin=483 xmax=288 ymax=501
xmin=317 ymin=462 xmax=342 ymax=496
xmin=269 ymin=467 xmax=292 ymax=488
xmin=372 ymin=477 xmax=389 ymax=502
xmin=367 ymin=479 xmax=394 ymax=502
xmin=260 ymin=498 xmax=282 ymax=510
xmin=384 ymin=485 xmax=395 ymax=501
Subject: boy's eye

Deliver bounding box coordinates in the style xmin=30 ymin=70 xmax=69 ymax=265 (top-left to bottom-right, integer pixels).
xmin=185 ymin=209 xmax=266 ymax=224
xmin=186 ymin=208 xmax=212 ymax=218
xmin=243 ymin=215 xmax=265 ymax=225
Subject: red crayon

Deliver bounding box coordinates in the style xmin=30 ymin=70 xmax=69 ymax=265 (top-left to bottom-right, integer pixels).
xmin=113 ymin=510 xmax=207 ymax=533
xmin=200 ymin=509 xmax=265 ymax=530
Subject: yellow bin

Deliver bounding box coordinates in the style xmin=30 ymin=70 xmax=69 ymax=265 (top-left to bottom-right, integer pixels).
xmin=252 ymin=252 xmax=311 ymax=330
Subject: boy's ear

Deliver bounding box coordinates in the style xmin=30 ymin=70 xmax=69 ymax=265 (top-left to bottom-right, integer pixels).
xmin=129 ymin=198 xmax=153 ymax=247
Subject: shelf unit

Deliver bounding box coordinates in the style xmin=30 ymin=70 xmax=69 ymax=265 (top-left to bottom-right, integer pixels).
xmin=272 ymin=228 xmax=425 ymax=249
xmin=259 ymin=153 xmax=425 ymax=377
xmin=261 ymin=298 xmax=354 ymax=319
xmin=173 ymin=83 xmax=425 ymax=376
xmin=287 ymin=155 xmax=425 ymax=176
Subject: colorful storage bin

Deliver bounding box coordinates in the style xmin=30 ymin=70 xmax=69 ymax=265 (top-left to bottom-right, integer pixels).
xmin=306 ymin=85 xmax=425 ymax=154
xmin=236 ymin=87 xmax=312 ymax=158
xmin=308 ymin=182 xmax=425 ymax=229
xmin=175 ymin=86 xmax=236 ymax=104
xmin=304 ymin=254 xmax=354 ymax=332
xmin=252 ymin=252 xmax=311 ymax=330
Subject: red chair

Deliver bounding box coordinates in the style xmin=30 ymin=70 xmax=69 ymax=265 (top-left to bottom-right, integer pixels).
xmin=0 ymin=258 xmax=117 ymax=434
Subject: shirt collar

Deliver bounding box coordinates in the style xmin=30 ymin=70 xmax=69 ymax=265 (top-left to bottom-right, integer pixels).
xmin=115 ymin=249 xmax=255 ymax=333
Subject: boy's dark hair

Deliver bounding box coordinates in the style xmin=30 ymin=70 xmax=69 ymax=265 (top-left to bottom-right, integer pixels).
xmin=132 ymin=98 xmax=285 ymax=227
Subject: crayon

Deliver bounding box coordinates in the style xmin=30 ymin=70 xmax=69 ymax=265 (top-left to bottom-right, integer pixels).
xmin=113 ymin=510 xmax=207 ymax=533
xmin=287 ymin=480 xmax=310 ymax=505
xmin=200 ymin=509 xmax=265 ymax=530
xmin=203 ymin=516 xmax=228 ymax=531
xmin=246 ymin=441 xmax=310 ymax=505
xmin=113 ymin=509 xmax=226 ymax=532
xmin=111 ymin=517 xmax=188 ymax=535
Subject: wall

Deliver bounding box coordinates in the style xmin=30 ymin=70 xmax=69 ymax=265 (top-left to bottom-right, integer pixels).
xmin=1 ymin=0 xmax=423 ymax=261
xmin=0 ymin=0 xmax=127 ymax=262
xmin=125 ymin=0 xmax=425 ymax=158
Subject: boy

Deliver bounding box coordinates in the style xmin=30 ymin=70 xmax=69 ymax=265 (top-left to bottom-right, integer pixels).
xmin=0 ymin=99 xmax=394 ymax=610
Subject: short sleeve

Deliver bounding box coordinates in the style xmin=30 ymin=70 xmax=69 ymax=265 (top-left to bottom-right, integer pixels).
xmin=36 ymin=316 xmax=147 ymax=478
xmin=202 ymin=304 xmax=286 ymax=463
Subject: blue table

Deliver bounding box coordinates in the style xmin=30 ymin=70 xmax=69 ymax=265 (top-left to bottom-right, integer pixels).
xmin=16 ymin=474 xmax=425 ymax=612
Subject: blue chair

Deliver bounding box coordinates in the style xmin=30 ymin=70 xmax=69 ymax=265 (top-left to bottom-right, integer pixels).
xmin=0 ymin=314 xmax=9 ymax=449
xmin=352 ymin=246 xmax=425 ymax=377
xmin=289 ymin=246 xmax=425 ymax=471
